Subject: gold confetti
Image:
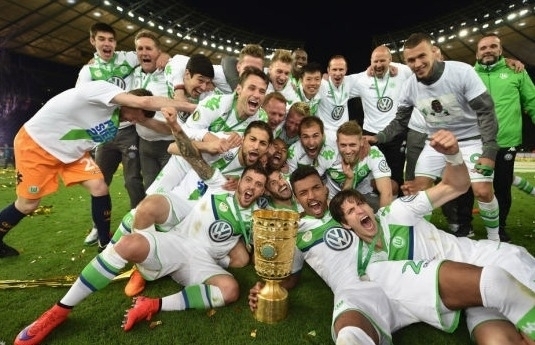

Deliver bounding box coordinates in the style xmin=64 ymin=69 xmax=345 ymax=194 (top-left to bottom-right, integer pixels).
xmin=149 ymin=320 xmax=162 ymax=329
xmin=207 ymin=309 xmax=216 ymax=317
xmin=29 ymin=205 xmax=53 ymax=216
xmin=250 ymin=329 xmax=257 ymax=338
xmin=307 ymin=330 xmax=316 ymax=337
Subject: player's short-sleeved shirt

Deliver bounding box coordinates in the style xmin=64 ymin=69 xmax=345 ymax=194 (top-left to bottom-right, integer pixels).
xmin=182 ymin=93 xmax=268 ymax=141
xmin=76 ymin=51 xmax=138 ymax=91
xmin=293 ymin=211 xmax=459 ymax=343
xmin=267 ymin=81 xmax=299 ymax=108
xmin=295 ymin=85 xmax=321 ymax=116
xmin=286 ymin=140 xmax=337 ymax=176
xmin=76 ymin=51 xmax=138 ymax=130
xmin=23 ymin=80 xmax=124 ymax=163
xmin=326 ymin=145 xmax=391 ymax=198
xmin=174 ymin=177 xmax=258 ymax=261
xmin=352 ymin=63 xmax=425 ymax=134
xmin=398 ymin=61 xmax=487 ymax=140
xmin=316 ymin=75 xmax=361 ymax=135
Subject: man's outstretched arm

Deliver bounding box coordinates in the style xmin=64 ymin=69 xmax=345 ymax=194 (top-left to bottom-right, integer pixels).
xmin=161 ymin=107 xmax=215 ymax=180
xmin=424 ymin=129 xmax=471 ymax=208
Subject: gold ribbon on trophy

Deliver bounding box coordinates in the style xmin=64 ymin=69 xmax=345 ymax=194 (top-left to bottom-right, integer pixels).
xmin=251 ymin=209 xmax=299 ymax=324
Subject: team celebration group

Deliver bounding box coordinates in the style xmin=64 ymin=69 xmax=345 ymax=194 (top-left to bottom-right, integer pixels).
xmin=3 ymin=21 xmax=535 ymax=345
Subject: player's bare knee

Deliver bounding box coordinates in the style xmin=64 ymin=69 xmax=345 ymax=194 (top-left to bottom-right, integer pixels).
xmin=210 ymin=276 xmax=240 ymax=304
xmin=472 ymin=184 xmax=494 ymax=201
xmin=473 ymin=320 xmax=526 ymax=345
xmin=85 ymin=179 xmax=109 ymax=196
xmin=114 ymin=234 xmax=150 ymax=262
xmin=14 ymin=198 xmax=40 ymax=214
xmin=135 ymin=195 xmax=168 ymax=221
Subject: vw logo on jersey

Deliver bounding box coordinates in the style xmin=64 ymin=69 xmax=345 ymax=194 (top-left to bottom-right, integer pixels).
xmin=376 ymin=96 xmax=393 ymax=112
xmin=223 ymin=150 xmax=235 ymax=161
xmin=256 ymin=196 xmax=269 ymax=209
xmin=324 ymin=227 xmax=353 ymax=251
xmin=107 ymin=76 xmax=127 ymax=90
xmin=378 ymin=159 xmax=391 ymax=173
xmin=331 ymin=106 xmax=345 ymax=120
xmin=208 ymin=220 xmax=234 ymax=242
xmin=391 ymin=235 xmax=406 ymax=249
xmin=504 ymin=152 xmax=514 ymax=161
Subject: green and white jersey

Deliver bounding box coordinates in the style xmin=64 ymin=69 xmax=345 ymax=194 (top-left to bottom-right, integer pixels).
xmin=76 ymin=51 xmax=138 ymax=129
xmin=316 ymin=75 xmax=361 ymax=135
xmin=295 ymin=84 xmax=321 ymax=116
xmin=267 ymin=81 xmax=300 ymax=108
xmin=286 ymin=140 xmax=337 ymax=176
xmin=76 ymin=51 xmax=138 ymax=91
xmin=182 ymin=93 xmax=268 ymax=141
xmin=24 ymin=81 xmax=124 ymax=163
xmin=325 ymin=145 xmax=391 ymax=198
xmin=177 ymin=182 xmax=259 ymax=260
xmin=293 ymin=211 xmax=360 ymax=292
xmin=292 ymin=209 xmax=463 ymax=342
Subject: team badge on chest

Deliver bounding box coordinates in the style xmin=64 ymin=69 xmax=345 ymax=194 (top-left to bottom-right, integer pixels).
xmin=208 ymin=220 xmax=234 ymax=242
xmin=331 ymin=106 xmax=345 ymax=120
xmin=376 ymin=97 xmax=393 ymax=112
xmin=324 ymin=227 xmax=353 ymax=250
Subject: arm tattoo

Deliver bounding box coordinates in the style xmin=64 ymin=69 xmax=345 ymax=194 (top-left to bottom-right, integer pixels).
xmin=172 ymin=130 xmax=215 ymax=180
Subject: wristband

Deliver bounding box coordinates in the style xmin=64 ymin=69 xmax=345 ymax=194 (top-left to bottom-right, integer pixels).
xmin=444 ymin=152 xmax=464 ymax=166
xmin=474 ymin=164 xmax=494 ymax=176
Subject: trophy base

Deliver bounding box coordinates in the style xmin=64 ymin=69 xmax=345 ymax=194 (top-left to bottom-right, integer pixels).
xmin=254 ymin=280 xmax=288 ymax=324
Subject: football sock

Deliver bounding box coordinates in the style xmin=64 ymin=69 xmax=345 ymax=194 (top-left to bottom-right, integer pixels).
xmin=60 ymin=245 xmax=127 ymax=307
xmin=336 ymin=326 xmax=375 ymax=345
xmin=513 ymin=176 xmax=535 ymax=196
xmin=161 ymin=284 xmax=225 ymax=311
xmin=0 ymin=203 xmax=26 ymax=240
xmin=477 ymin=197 xmax=499 ymax=241
xmin=111 ymin=209 xmax=136 ymax=244
xmin=479 ymin=265 xmax=535 ymax=340
xmin=92 ymin=194 xmax=112 ymax=246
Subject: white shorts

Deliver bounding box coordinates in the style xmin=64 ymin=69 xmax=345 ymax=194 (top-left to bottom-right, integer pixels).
xmin=415 ymin=138 xmax=493 ymax=183
xmin=135 ymin=230 xmax=231 ymax=286
xmin=366 ymin=259 xmax=460 ymax=333
xmin=460 ymin=240 xmax=535 ymax=335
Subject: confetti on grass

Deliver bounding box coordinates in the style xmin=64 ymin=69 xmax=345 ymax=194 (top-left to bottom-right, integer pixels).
xmin=29 ymin=205 xmax=53 ymax=216
xmin=149 ymin=320 xmax=162 ymax=329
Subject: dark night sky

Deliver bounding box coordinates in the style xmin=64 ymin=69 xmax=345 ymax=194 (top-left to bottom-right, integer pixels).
xmin=180 ymin=0 xmax=476 ymax=73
